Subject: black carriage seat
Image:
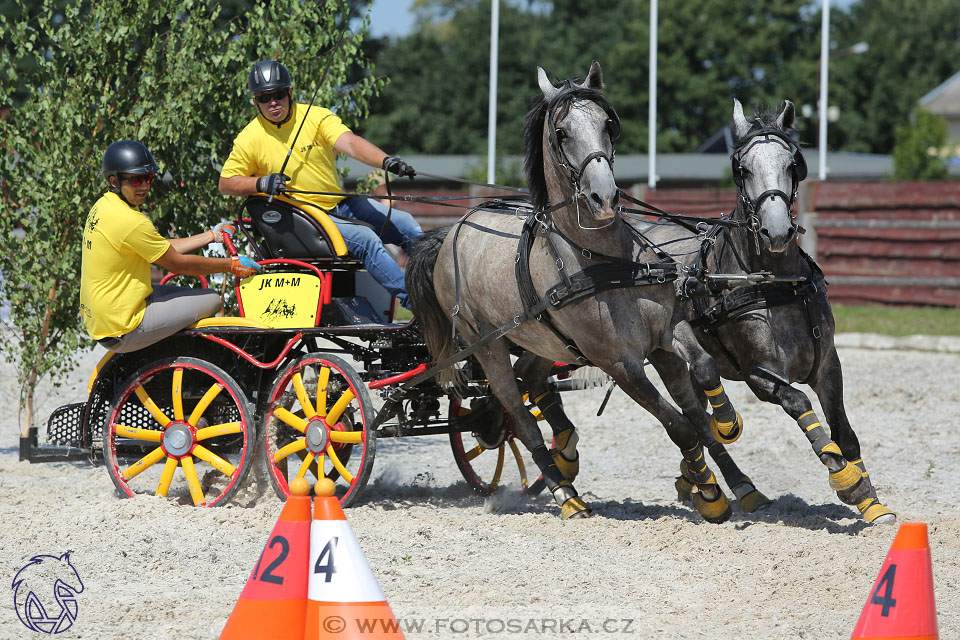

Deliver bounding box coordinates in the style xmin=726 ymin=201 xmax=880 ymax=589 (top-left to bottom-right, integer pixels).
xmin=240 ymin=196 xmax=359 ymax=265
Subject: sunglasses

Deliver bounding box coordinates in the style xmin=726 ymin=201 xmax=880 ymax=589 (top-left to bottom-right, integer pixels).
xmin=121 ymin=174 xmax=156 ymax=187
xmin=256 ymin=89 xmax=289 ymax=104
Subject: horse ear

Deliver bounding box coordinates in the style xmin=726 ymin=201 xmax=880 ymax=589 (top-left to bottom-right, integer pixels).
xmin=777 ymin=100 xmax=796 ymax=130
xmin=537 ymin=66 xmax=559 ymax=101
xmin=580 ymin=60 xmax=605 ymax=90
xmin=59 ymin=552 xmax=71 ymax=561
xmin=733 ymin=99 xmax=751 ymax=138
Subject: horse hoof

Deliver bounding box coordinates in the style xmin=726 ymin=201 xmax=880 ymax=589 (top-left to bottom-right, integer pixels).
xmin=859 ymin=500 xmax=896 ymax=525
xmin=561 ymin=496 xmax=591 ymax=520
xmin=709 ymin=411 xmax=743 ymax=445
xmin=693 ymin=490 xmax=732 ymax=524
xmin=737 ymin=488 xmax=771 ymax=513
xmin=675 ymin=475 xmax=695 ymax=502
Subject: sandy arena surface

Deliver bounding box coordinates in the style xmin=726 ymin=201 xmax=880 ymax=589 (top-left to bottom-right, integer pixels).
xmin=1 ymin=339 xmax=957 ymax=639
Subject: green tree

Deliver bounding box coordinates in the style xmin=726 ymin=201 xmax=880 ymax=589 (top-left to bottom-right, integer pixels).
xmin=0 ymin=0 xmax=382 ymax=438
xmin=891 ymin=108 xmax=948 ymax=181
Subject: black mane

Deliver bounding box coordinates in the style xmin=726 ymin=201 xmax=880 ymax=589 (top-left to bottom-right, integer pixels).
xmin=522 ymin=82 xmax=607 ymax=210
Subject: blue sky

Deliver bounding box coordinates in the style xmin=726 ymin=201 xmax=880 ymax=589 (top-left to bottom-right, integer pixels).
xmin=366 ymin=0 xmax=417 ymax=38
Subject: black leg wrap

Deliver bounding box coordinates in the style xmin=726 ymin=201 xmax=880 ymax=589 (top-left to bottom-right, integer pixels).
xmin=681 ymin=445 xmax=711 ymax=483
xmin=532 ymin=445 xmax=566 ymax=490
xmin=535 ymin=391 xmax=576 ymax=433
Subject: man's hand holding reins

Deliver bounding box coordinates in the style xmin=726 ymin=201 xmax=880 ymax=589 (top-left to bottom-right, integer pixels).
xmin=382 ymin=156 xmax=416 ymax=179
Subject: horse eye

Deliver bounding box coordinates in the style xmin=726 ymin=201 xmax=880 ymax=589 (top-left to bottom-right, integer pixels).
xmin=555 ymin=128 xmax=567 ymax=141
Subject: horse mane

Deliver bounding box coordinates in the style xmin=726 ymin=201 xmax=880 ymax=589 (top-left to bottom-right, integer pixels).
xmin=522 ymin=80 xmax=606 ymax=210
xmin=735 ymin=102 xmax=797 ymax=145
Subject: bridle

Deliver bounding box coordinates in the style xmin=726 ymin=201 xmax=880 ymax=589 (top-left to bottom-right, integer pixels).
xmin=544 ymin=83 xmax=621 ymax=225
xmin=730 ymin=126 xmax=807 ymax=249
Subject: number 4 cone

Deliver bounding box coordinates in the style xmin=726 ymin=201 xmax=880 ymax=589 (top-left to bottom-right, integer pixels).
xmin=219 ymin=479 xmax=313 ymax=640
xmin=304 ymin=478 xmax=404 ymax=639
xmin=851 ymin=521 xmax=938 ymax=639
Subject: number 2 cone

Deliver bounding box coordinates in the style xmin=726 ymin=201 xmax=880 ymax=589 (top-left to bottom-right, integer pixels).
xmin=219 ymin=479 xmax=313 ymax=640
xmin=851 ymin=521 xmax=938 ymax=639
xmin=304 ymin=478 xmax=404 ymax=639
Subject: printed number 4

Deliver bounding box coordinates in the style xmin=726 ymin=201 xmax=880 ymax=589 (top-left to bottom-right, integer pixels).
xmin=871 ymin=564 xmax=897 ymax=617
xmin=253 ymin=535 xmax=289 ymax=585
xmin=315 ymin=537 xmax=338 ymax=583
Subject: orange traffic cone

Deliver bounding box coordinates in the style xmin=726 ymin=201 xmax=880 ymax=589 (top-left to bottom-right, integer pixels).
xmin=304 ymin=478 xmax=404 ymax=639
xmin=851 ymin=521 xmax=938 ymax=639
xmin=220 ymin=478 xmax=313 ymax=640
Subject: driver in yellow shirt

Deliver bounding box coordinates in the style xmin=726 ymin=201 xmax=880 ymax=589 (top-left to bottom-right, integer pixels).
xmin=80 ymin=140 xmax=261 ymax=352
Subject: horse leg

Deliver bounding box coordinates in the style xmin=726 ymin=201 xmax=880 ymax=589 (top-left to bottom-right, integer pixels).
xmin=473 ymin=344 xmax=590 ymax=519
xmin=744 ymin=363 xmax=879 ymax=516
xmin=649 ymin=348 xmax=770 ymax=513
xmin=609 ymin=358 xmax=731 ymax=524
xmin=514 ymin=353 xmax=580 ymax=482
xmin=811 ymin=349 xmax=896 ymax=524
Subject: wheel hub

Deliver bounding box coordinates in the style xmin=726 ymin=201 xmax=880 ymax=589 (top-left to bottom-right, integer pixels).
xmin=305 ymin=419 xmax=329 ymax=454
xmin=163 ymin=423 xmax=195 ymax=458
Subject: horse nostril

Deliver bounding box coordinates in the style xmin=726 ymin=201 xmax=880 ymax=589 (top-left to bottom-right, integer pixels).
xmin=591 ymin=193 xmax=603 ymax=209
xmin=612 ymin=191 xmax=620 ymax=207
xmin=760 ymin=228 xmax=771 ymax=239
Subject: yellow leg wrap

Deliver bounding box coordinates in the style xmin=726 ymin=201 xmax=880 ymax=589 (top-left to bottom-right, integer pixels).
xmin=738 ymin=489 xmax=770 ymax=514
xmin=858 ymin=498 xmax=897 ymax=524
xmin=709 ymin=411 xmax=743 ymax=445
xmin=819 ymin=442 xmax=842 ymax=456
xmin=675 ymin=475 xmax=695 ymax=502
xmin=692 ymin=489 xmax=731 ymax=524
xmin=549 ymin=428 xmax=579 ymax=481
xmin=561 ymin=496 xmax=591 ymax=520
xmin=828 ymin=460 xmax=862 ymax=491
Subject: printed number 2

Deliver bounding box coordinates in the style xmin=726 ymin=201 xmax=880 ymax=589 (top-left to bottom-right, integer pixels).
xmin=253 ymin=536 xmax=289 ymax=585
xmin=871 ymin=564 xmax=897 ymax=617
xmin=314 ymin=537 xmax=338 ymax=583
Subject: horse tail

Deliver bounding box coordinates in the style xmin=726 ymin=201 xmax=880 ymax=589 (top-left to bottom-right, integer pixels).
xmin=407 ymin=226 xmax=462 ymax=387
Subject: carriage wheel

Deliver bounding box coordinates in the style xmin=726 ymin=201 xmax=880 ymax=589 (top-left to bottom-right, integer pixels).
xmin=103 ymin=357 xmax=253 ymax=507
xmin=263 ymin=353 xmax=375 ymax=508
xmin=449 ymin=397 xmax=548 ymax=496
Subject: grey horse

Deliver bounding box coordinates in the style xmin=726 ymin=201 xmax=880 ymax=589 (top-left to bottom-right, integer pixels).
xmin=639 ymin=99 xmax=895 ymax=525
xmin=407 ymin=62 xmax=741 ymax=521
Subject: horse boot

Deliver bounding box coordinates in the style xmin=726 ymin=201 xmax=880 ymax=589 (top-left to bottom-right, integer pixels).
xmin=703 ymin=438 xmax=771 ymax=513
xmin=841 ymin=458 xmax=896 ymax=525
xmin=796 ymin=410 xmax=895 ymax=524
xmin=533 ymin=391 xmax=580 ymax=482
xmin=680 ymin=443 xmax=732 ymax=524
xmin=533 ymin=445 xmax=590 ymax=520
xmin=705 ymin=384 xmax=743 ymax=445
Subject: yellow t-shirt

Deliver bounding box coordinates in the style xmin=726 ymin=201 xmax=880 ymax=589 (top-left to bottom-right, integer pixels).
xmin=220 ymin=104 xmax=353 ymax=214
xmin=79 ymin=192 xmax=171 ymax=340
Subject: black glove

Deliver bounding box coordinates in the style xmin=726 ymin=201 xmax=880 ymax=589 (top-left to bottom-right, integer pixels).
xmin=256 ymin=172 xmax=289 ymax=196
xmin=382 ymin=156 xmax=416 ymax=179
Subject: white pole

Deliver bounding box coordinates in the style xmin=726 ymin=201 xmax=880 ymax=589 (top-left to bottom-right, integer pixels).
xmin=648 ymin=0 xmax=658 ymax=190
xmin=818 ymin=0 xmax=830 ymax=181
xmin=486 ymin=0 xmax=500 ymax=185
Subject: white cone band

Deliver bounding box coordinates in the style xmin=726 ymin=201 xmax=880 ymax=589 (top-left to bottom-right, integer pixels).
xmin=307 ymin=520 xmax=386 ymax=602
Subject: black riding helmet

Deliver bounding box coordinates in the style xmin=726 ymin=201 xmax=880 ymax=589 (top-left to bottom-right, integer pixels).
xmin=248 ymin=60 xmax=291 ymax=94
xmin=102 ymin=140 xmax=159 ymax=196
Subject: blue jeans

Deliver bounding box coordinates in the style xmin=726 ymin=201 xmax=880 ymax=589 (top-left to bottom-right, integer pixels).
xmin=332 ymin=196 xmax=423 ymax=307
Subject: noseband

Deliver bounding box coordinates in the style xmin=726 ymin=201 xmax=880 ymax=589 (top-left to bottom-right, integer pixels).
xmin=545 ymin=83 xmax=620 ymax=198
xmin=730 ymin=127 xmax=807 ymax=249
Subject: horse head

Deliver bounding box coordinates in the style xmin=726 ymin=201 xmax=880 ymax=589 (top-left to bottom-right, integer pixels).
xmin=12 ymin=553 xmax=84 ymax=632
xmin=731 ymin=99 xmax=806 ymax=253
xmin=530 ymin=61 xmax=620 ymax=223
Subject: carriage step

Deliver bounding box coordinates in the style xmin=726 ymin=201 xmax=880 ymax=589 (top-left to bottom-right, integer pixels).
xmin=46 ymin=402 xmax=87 ymax=448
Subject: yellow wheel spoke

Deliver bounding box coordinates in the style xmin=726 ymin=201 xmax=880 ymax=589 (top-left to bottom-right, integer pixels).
xmin=193 ymin=445 xmax=237 ymax=476
xmin=156 ymin=456 xmax=178 ymax=497
xmin=316 ymin=367 xmax=330 ymax=417
xmin=508 ymin=440 xmax=529 ymax=490
xmin=134 ymin=385 xmax=171 ymax=428
xmin=274 ymin=438 xmax=307 ymax=463
xmin=464 ymin=444 xmax=485 ymax=462
xmin=115 ymin=424 xmax=162 ymax=442
xmin=172 ymin=368 xmax=184 ymax=422
xmin=196 ymin=422 xmax=242 ymax=441
xmin=316 ymin=452 xmax=325 ymax=479
xmin=329 ymin=430 xmax=362 ymax=444
xmin=122 ymin=446 xmax=167 ymax=480
xmin=326 ymin=444 xmax=353 ymax=483
xmin=324 ymin=390 xmax=355 ymax=426
xmin=489 ymin=445 xmax=505 ymax=489
xmin=188 ymin=382 xmax=223 ymax=427
xmin=180 ymin=456 xmax=206 ymax=506
xmin=296 ymin=452 xmax=316 ymax=480
xmin=274 ymin=407 xmax=308 ymax=432
xmin=292 ymin=372 xmax=316 ymax=418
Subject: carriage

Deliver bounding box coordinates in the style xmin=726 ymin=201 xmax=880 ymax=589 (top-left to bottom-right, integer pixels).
xmin=27 ymin=194 xmax=584 ymax=508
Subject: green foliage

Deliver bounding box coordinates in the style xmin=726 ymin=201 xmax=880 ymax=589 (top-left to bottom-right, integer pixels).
xmin=831 ymin=304 xmax=960 ymax=336
xmin=891 ymin=108 xmax=949 ymax=181
xmin=0 ymin=0 xmax=382 ymax=428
